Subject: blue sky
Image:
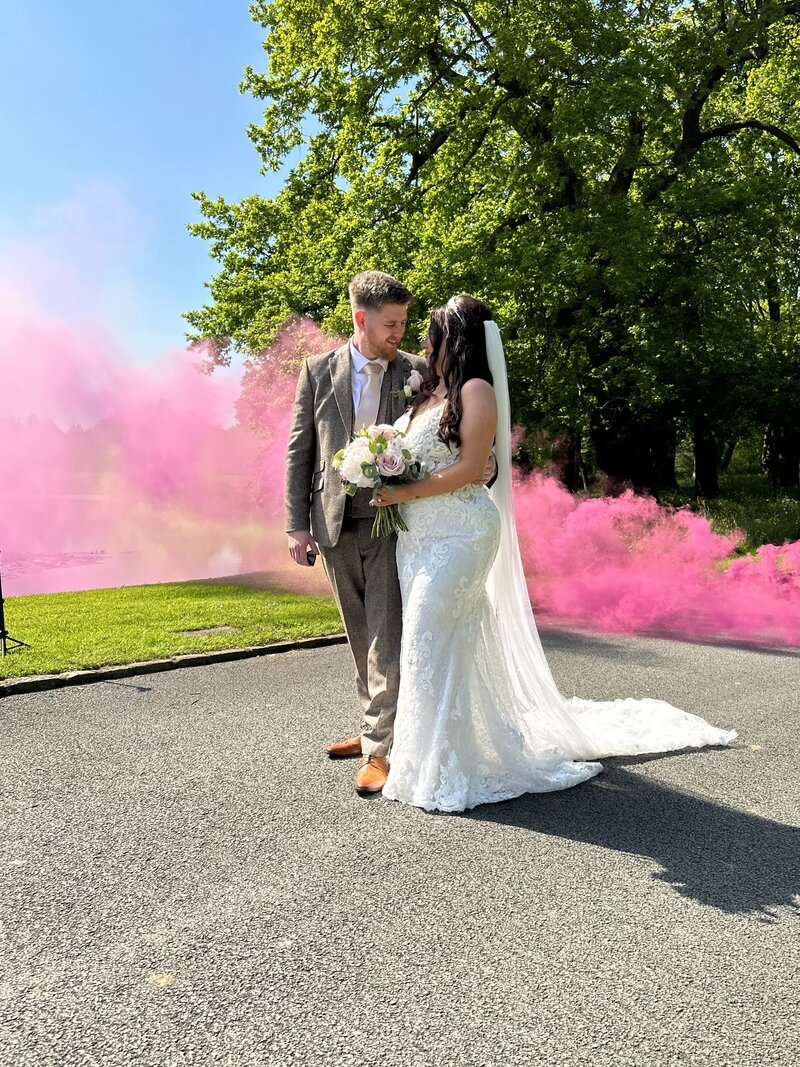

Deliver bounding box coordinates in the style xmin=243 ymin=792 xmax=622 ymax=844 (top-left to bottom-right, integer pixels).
xmin=0 ymin=1 xmax=289 ymax=362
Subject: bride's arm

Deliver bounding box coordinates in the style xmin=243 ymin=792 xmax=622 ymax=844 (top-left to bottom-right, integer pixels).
xmin=375 ymin=380 xmax=498 ymax=504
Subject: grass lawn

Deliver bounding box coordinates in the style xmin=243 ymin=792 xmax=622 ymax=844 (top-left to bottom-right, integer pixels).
xmin=0 ymin=582 xmax=343 ymax=681
xmin=669 ymin=437 xmax=800 ymax=553
xmin=661 ymin=474 xmax=800 ymax=554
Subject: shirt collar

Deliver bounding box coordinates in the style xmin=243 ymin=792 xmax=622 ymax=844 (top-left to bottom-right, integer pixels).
xmin=350 ymin=339 xmax=389 ymax=374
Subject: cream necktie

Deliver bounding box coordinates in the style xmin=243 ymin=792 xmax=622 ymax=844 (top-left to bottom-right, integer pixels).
xmin=355 ymin=362 xmax=383 ymax=430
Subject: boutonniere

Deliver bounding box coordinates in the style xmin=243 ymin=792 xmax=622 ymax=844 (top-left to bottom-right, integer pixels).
xmin=393 ymin=369 xmax=423 ymax=403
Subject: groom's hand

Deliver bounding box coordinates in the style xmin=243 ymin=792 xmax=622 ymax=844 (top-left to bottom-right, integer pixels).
xmin=288 ymin=530 xmax=319 ymax=566
xmin=475 ymin=453 xmax=497 ymax=486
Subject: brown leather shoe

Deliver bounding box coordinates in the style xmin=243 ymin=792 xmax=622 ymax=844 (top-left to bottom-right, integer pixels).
xmin=325 ymin=735 xmax=362 ymax=760
xmin=354 ymin=754 xmax=389 ymax=795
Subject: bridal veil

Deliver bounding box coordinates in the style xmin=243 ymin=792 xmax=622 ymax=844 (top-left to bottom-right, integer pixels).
xmin=483 ymin=320 xmax=736 ymax=760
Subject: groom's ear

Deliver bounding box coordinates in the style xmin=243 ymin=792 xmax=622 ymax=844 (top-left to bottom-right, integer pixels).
xmin=354 ymin=309 xmax=366 ymax=329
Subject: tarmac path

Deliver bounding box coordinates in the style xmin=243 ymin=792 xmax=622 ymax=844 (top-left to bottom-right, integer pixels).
xmin=1 ymin=631 xmax=798 ymax=1067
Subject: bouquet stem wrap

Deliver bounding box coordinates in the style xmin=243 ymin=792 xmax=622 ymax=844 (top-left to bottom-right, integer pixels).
xmin=371 ymin=502 xmax=408 ymax=538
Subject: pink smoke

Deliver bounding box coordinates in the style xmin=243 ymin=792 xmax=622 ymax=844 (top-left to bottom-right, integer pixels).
xmin=0 ymin=297 xmax=332 ymax=597
xmin=0 ymin=291 xmax=797 ymax=646
xmin=514 ymin=474 xmax=799 ymax=647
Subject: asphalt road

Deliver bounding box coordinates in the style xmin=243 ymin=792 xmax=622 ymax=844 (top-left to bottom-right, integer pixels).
xmin=1 ymin=631 xmax=798 ymax=1067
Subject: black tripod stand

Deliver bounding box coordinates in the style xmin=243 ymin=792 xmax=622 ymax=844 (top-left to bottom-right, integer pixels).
xmin=0 ymin=557 xmax=30 ymax=656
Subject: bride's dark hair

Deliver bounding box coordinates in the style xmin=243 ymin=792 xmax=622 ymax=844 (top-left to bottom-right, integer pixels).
xmin=409 ymin=295 xmax=494 ymax=448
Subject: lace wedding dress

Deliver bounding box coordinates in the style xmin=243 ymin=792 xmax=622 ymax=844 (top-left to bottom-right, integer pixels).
xmin=382 ymin=400 xmax=737 ymax=813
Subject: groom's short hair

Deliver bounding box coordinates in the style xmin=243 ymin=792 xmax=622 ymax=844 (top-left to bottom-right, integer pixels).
xmin=348 ymin=270 xmax=412 ymax=310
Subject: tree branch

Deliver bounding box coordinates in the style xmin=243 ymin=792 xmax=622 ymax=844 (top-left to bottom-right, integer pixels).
xmin=451 ymin=1 xmax=496 ymax=51
xmin=408 ymin=126 xmax=454 ymax=184
xmin=607 ymin=113 xmax=645 ymax=197
xmin=644 ymin=1 xmax=800 ymax=202
xmin=495 ymin=86 xmax=583 ymax=206
xmin=483 ymin=213 xmax=532 ymax=254
xmin=404 ymin=82 xmax=502 ymax=185
xmin=699 ymin=118 xmax=800 ymax=152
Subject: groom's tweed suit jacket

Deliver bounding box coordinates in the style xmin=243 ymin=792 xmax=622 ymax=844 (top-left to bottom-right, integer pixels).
xmin=285 ymin=342 xmax=426 ymax=548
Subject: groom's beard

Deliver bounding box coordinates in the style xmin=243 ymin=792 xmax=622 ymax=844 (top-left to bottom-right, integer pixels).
xmin=360 ymin=337 xmax=400 ymax=362
xmin=369 ymin=343 xmax=398 ymax=364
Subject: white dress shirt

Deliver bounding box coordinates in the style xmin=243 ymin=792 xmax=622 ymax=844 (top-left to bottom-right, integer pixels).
xmin=350 ymin=340 xmax=389 ymax=415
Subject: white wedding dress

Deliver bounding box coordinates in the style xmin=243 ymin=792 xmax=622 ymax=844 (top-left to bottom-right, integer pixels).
xmin=382 ymin=400 xmax=737 ymax=813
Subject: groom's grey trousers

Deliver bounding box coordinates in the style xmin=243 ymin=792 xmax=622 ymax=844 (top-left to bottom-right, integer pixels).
xmin=318 ymin=493 xmax=402 ymax=758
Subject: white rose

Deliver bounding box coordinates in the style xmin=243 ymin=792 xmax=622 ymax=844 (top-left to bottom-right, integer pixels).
xmin=339 ymin=439 xmax=376 ymax=487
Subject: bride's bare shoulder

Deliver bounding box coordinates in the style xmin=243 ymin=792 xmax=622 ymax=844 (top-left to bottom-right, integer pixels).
xmin=461 ymin=378 xmax=497 ymax=408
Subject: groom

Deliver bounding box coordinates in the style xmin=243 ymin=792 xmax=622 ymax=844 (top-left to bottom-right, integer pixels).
xmin=285 ymin=271 xmax=425 ymax=796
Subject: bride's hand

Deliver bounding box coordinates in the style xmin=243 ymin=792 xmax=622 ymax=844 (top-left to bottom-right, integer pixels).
xmin=371 ymin=484 xmax=411 ymax=507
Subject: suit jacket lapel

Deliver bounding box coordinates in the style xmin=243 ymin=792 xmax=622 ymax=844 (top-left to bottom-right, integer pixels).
xmin=331 ymin=342 xmax=353 ymax=437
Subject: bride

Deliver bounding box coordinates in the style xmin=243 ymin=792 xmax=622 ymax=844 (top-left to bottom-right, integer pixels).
xmin=371 ymin=295 xmax=737 ymax=812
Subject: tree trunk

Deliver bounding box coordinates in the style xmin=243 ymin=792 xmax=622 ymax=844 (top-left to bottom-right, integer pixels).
xmin=720 ymin=439 xmax=737 ymax=471
xmin=651 ymin=419 xmax=678 ymax=491
xmin=762 ymin=425 xmax=800 ymax=487
xmin=551 ymin=434 xmax=584 ymax=491
xmin=693 ymin=419 xmax=719 ymax=497
xmin=590 ymin=407 xmax=677 ymax=492
xmin=761 ymin=280 xmax=800 ymax=486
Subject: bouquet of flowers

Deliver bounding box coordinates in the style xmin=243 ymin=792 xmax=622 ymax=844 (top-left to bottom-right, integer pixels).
xmin=332 ymin=424 xmax=428 ymax=537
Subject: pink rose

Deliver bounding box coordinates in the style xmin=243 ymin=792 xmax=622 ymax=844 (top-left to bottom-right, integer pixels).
xmin=376 ymin=447 xmax=407 ymax=477
xmin=369 ymin=424 xmax=399 ymax=441
xmin=408 ymin=370 xmax=423 ymax=392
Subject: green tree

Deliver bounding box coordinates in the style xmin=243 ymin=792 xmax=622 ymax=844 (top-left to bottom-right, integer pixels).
xmin=187 ymin=0 xmax=800 ymax=492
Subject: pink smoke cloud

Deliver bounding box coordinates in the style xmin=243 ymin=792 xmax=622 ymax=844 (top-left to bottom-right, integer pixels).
xmin=0 ymin=183 xmax=335 ymax=597
xmin=514 ymin=475 xmax=799 ymax=647
xmin=0 ymin=191 xmax=797 ymax=646
xmin=0 ymin=294 xmax=333 ymax=595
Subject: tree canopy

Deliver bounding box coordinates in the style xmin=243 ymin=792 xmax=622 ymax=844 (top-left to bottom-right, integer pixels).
xmin=187 ymin=0 xmax=800 ymax=491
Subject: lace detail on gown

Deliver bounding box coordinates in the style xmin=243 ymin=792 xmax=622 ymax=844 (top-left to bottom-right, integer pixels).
xmin=383 ymin=404 xmax=736 ymax=813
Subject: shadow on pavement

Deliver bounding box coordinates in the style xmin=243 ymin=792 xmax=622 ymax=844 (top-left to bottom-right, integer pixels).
xmin=460 ymin=763 xmax=800 ymax=918
xmin=541 ymin=625 xmax=800 ymax=660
